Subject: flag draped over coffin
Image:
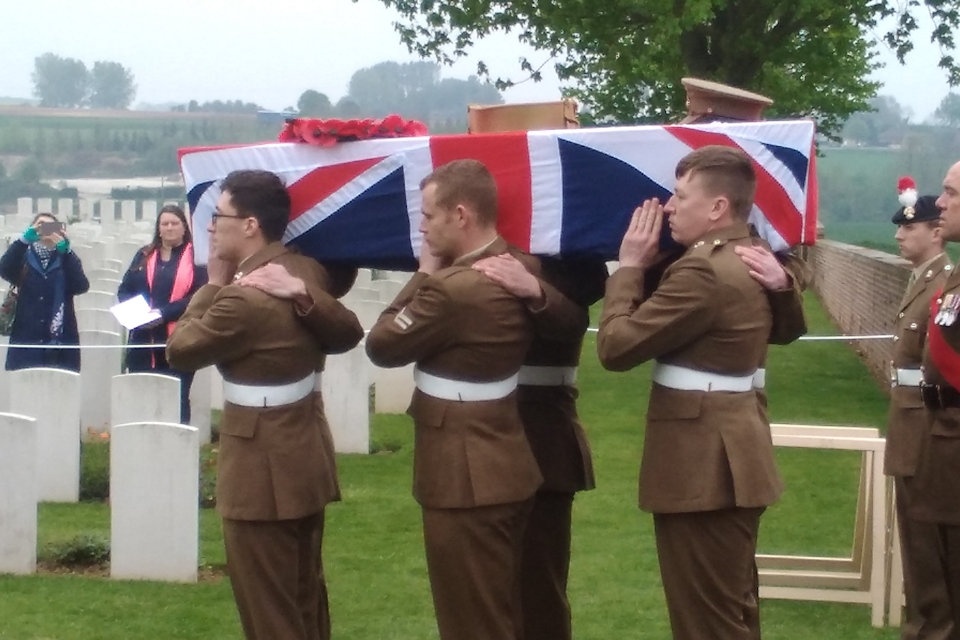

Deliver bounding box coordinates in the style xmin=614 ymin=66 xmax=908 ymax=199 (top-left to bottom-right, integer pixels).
xmin=179 ymin=119 xmax=817 ymax=268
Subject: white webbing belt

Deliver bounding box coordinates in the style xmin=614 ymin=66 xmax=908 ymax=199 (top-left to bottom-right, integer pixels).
xmin=414 ymin=367 xmax=519 ymax=401
xmin=891 ymin=367 xmax=923 ymax=387
xmin=752 ymin=368 xmax=766 ymax=390
xmin=223 ymin=372 xmax=318 ymax=408
xmin=518 ymin=365 xmax=578 ymax=387
xmin=652 ymin=362 xmax=757 ymax=393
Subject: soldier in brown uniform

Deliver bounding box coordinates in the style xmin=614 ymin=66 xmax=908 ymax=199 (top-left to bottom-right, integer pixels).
xmin=883 ymin=193 xmax=953 ymax=639
xmin=365 ymin=159 xmax=583 ymax=640
xmin=597 ymin=146 xmax=782 ymax=640
xmin=473 ymin=253 xmax=607 ymax=640
xmin=912 ymin=160 xmax=960 ymax=638
xmin=166 ymin=170 xmax=363 ymax=640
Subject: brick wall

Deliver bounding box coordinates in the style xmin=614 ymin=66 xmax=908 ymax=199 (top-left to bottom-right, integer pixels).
xmin=808 ymin=239 xmax=910 ymax=385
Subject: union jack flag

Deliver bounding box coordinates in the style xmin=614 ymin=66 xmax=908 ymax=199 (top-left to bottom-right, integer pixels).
xmin=179 ymin=120 xmax=817 ymax=267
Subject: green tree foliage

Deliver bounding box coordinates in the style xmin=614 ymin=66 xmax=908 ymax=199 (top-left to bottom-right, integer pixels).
xmin=840 ymin=96 xmax=909 ymax=146
xmin=372 ymin=0 xmax=960 ymax=139
xmin=171 ymin=99 xmax=262 ymax=113
xmin=31 ymin=53 xmax=88 ymax=107
xmin=344 ymin=60 xmax=501 ymax=132
xmin=934 ymin=93 xmax=960 ymax=127
xmin=88 ymin=61 xmax=137 ymax=109
xmin=297 ymin=89 xmax=333 ymax=117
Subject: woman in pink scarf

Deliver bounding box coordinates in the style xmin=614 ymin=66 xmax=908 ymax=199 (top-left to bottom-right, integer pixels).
xmin=118 ymin=204 xmax=207 ymax=422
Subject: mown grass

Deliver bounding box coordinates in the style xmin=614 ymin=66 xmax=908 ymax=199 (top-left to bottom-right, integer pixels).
xmin=0 ymin=292 xmax=899 ymax=639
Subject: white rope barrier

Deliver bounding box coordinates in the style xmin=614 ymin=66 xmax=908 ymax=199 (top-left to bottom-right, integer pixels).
xmin=0 ymin=332 xmax=897 ymax=348
xmin=583 ymin=327 xmax=894 ymax=341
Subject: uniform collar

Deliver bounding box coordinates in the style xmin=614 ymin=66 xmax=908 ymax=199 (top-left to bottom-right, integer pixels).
xmin=912 ymin=252 xmax=946 ymax=282
xmin=453 ymin=235 xmax=506 ymax=267
xmin=233 ymin=242 xmax=289 ymax=281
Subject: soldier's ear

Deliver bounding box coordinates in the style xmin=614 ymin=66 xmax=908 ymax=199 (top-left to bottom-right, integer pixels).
xmin=708 ymin=195 xmax=728 ymax=222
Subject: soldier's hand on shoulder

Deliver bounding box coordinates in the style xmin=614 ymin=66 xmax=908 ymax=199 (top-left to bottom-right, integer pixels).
xmin=734 ymin=245 xmax=790 ymax=290
xmin=472 ymin=254 xmax=543 ymax=301
xmin=237 ymin=263 xmax=307 ymax=299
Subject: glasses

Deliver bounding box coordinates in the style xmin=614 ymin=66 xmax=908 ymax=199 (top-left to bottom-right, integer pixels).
xmin=211 ymin=213 xmax=246 ymax=224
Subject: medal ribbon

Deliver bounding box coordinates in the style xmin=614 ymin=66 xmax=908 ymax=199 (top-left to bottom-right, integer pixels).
xmin=928 ymin=288 xmax=960 ymax=389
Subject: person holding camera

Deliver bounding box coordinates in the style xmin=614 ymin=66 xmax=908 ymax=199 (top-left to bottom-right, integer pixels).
xmin=0 ymin=212 xmax=89 ymax=372
xmin=118 ymin=204 xmax=207 ymax=423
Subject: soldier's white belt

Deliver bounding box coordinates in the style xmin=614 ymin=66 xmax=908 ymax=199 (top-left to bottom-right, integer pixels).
xmin=223 ymin=372 xmax=317 ymax=408
xmin=518 ymin=365 xmax=578 ymax=387
xmin=652 ymin=362 xmax=761 ymax=392
xmin=891 ymin=367 xmax=923 ymax=387
xmin=414 ymin=367 xmax=519 ymax=401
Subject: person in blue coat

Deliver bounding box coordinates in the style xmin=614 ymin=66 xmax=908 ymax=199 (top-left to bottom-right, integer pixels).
xmin=0 ymin=213 xmax=90 ymax=372
xmin=117 ymin=204 xmax=207 ymax=422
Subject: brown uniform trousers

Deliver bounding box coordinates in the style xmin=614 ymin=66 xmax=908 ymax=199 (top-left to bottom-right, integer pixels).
xmin=885 ymin=254 xmax=953 ymax=640
xmin=599 ymin=222 xmax=782 ymax=640
xmin=517 ymin=257 xmax=607 ymax=640
xmin=367 ymin=236 xmax=585 ymax=640
xmin=911 ymin=260 xmax=960 ymax=640
xmin=167 ymin=243 xmax=363 ymax=640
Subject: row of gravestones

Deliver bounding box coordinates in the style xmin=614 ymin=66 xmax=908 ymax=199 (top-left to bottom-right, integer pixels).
xmin=0 ymin=270 xmax=415 ymax=583
xmin=6 ymin=202 xmax=420 ymax=453
xmin=0 ymin=370 xmax=198 ymax=580
xmin=14 ymin=197 xmax=180 ymax=228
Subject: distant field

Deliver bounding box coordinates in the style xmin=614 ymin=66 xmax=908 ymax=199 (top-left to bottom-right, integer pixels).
xmin=821 ymin=221 xmax=898 ymax=254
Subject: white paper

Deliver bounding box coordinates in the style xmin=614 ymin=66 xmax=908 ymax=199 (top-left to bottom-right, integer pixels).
xmin=110 ymin=295 xmax=162 ymax=330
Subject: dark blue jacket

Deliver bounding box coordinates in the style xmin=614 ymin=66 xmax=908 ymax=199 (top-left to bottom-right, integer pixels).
xmin=0 ymin=239 xmax=90 ymax=371
xmin=117 ymin=243 xmax=207 ymax=372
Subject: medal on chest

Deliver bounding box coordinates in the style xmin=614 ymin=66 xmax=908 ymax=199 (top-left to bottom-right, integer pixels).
xmin=936 ymin=293 xmax=960 ymax=326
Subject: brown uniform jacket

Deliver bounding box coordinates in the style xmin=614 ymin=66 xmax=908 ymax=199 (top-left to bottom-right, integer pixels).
xmin=885 ymin=254 xmax=951 ymax=477
xmin=519 ymin=257 xmax=607 ymax=493
xmin=598 ymin=222 xmax=783 ymax=514
xmin=166 ymin=243 xmax=363 ymax=520
xmin=366 ymin=236 xmax=581 ymax=509
xmin=912 ymin=260 xmax=960 ymax=523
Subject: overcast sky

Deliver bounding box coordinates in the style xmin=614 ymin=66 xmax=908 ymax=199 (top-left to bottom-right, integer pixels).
xmin=0 ymin=0 xmax=952 ymax=122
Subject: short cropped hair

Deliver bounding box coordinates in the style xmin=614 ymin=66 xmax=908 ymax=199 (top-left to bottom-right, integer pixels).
xmin=220 ymin=170 xmax=290 ymax=242
xmin=675 ymin=146 xmax=756 ymax=221
xmin=420 ymin=159 xmax=498 ymax=226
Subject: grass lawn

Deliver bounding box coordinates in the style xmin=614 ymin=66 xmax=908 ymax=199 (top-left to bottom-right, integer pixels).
xmin=0 ymin=293 xmax=898 ymax=639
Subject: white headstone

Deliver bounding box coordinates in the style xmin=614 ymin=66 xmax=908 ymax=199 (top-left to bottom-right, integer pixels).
xmin=76 ymin=290 xmax=117 ymax=311
xmin=110 ymin=421 xmax=199 ymax=582
xmin=352 ymin=299 xmax=387 ymax=331
xmin=16 ymin=198 xmax=32 ymax=216
xmin=373 ymin=279 xmax=408 ymax=304
xmin=79 ymin=330 xmax=122 ymax=433
xmin=78 ymin=199 xmax=95 ymax=221
xmin=76 ymin=308 xmax=121 ymax=334
xmin=111 ymin=373 xmax=181 ymax=426
xmin=87 ymin=267 xmax=120 ymax=281
xmin=57 ymin=198 xmax=73 ymax=221
xmin=355 ymin=268 xmax=373 ymax=287
xmin=9 ymin=368 xmax=81 ymax=502
xmin=189 ymin=366 xmax=212 ymax=444
xmin=103 ymin=258 xmax=126 ymax=272
xmin=373 ymin=364 xmax=415 ymax=414
xmin=209 ymin=366 xmax=224 ymax=411
xmin=321 ymin=347 xmax=369 ymax=454
xmin=142 ymin=201 xmax=158 ymax=226
xmin=0 ymin=412 xmax=37 ymax=574
xmin=36 ymin=198 xmax=53 ymax=214
xmin=87 ymin=241 xmax=109 ymax=267
xmin=91 ymin=278 xmax=122 ymax=293
xmin=120 ymin=200 xmax=136 ymax=225
xmin=99 ymin=199 xmax=116 ymax=227
xmin=0 ymin=337 xmax=10 ymax=411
